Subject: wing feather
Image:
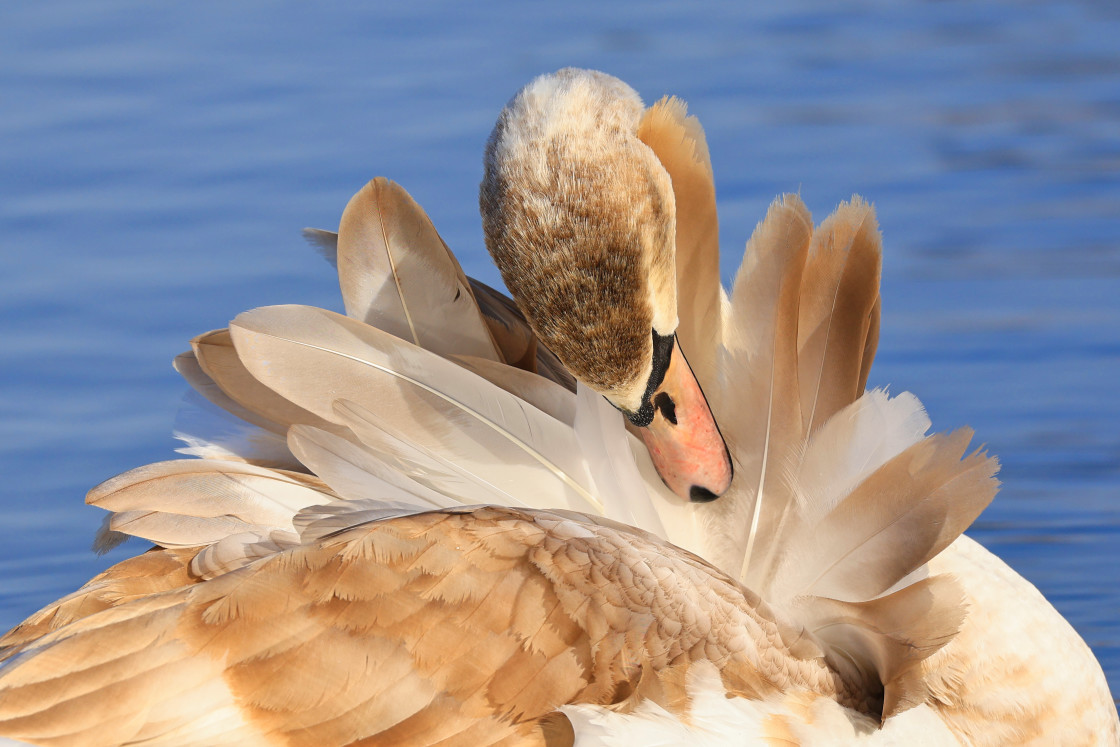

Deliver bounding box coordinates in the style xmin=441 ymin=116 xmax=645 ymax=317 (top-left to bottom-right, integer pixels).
xmin=229 ymin=304 xmax=607 ymax=515
xmin=86 ymin=460 xmax=333 ymax=549
xmin=637 ymin=97 xmax=722 ymax=390
xmin=773 ymin=428 xmax=999 ymax=602
xmin=191 ymin=328 xmax=337 ymax=435
xmin=336 ymin=178 xmax=501 ymax=362
xmin=708 ymin=195 xmax=812 ymax=582
xmin=797 ymin=197 xmax=882 ymax=435
xmin=287 ymin=424 xmax=457 ymax=510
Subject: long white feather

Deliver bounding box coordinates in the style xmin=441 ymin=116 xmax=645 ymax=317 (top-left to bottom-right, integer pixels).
xmin=573 ymin=382 xmax=668 ymax=540
xmin=287 ymin=424 xmax=456 ymax=510
xmin=330 ymin=399 xmax=540 ymax=509
xmin=87 ymin=459 xmax=333 ymax=550
xmin=451 ymin=354 xmax=576 ymax=425
xmin=228 ymin=304 xmax=605 ymax=514
xmin=705 ymin=195 xmax=811 ymax=583
xmin=173 ymin=351 xmax=286 ymax=436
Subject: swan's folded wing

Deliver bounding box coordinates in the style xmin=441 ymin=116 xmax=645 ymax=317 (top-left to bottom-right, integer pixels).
xmin=0 ymin=506 xmax=831 ymax=746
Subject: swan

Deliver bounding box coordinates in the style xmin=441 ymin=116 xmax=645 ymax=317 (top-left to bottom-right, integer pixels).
xmin=0 ymin=68 xmax=1114 ymax=746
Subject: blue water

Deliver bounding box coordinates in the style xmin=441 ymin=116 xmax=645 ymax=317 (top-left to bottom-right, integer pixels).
xmin=1 ymin=0 xmax=1118 ymax=700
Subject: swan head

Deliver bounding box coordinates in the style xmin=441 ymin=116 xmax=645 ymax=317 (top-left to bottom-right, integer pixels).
xmin=480 ymin=68 xmax=733 ymax=502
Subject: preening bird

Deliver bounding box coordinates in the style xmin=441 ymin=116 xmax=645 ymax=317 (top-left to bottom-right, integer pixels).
xmin=0 ymin=68 xmax=1114 ymax=746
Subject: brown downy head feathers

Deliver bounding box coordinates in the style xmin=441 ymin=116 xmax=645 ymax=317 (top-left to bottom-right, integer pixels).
xmin=480 ymin=68 xmax=678 ymax=413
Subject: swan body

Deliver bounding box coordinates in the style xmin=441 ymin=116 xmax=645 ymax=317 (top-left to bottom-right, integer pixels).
xmin=0 ymin=69 xmax=1115 ymax=746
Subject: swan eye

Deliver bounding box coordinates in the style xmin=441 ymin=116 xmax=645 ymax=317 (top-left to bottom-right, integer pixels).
xmin=654 ymin=392 xmax=677 ymax=425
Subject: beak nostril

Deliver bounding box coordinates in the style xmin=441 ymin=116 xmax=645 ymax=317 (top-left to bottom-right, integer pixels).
xmin=689 ymin=485 xmax=718 ymax=503
xmin=653 ymin=392 xmax=677 ymax=425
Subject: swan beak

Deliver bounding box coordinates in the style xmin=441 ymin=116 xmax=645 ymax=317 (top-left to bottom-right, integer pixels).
xmin=637 ymin=338 xmax=733 ymax=502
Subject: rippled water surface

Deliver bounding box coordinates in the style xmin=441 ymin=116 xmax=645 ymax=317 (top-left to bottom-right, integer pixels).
xmin=1 ymin=0 xmax=1118 ymax=699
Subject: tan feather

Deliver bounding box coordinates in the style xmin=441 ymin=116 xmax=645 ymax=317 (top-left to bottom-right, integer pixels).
xmin=637 ymin=96 xmax=723 ymax=391
xmin=191 ymin=327 xmax=338 ymax=437
xmin=0 ymin=548 xmax=201 ymax=665
xmin=287 ymin=423 xmax=457 ymax=510
xmin=301 ymin=225 xmax=569 ymax=385
xmin=772 ymin=429 xmax=999 ymax=602
xmin=336 ymin=177 xmax=501 ymax=362
xmin=797 ymin=197 xmax=883 ymax=435
xmin=333 ymin=393 xmax=603 ymax=514
xmin=86 ymin=459 xmax=334 ymax=549
xmin=793 ymin=389 xmax=932 ymax=521
xmin=174 ymin=350 xmax=285 ymax=436
xmin=172 ymin=347 xmax=303 ymax=469
xmin=707 ymin=194 xmax=812 ymax=583
xmin=857 ymin=295 xmax=881 ymax=395
xmin=451 ymin=354 xmax=576 ymax=425
xmin=792 ymin=575 xmax=967 ymax=720
xmin=324 ymin=402 xmax=539 ymax=509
